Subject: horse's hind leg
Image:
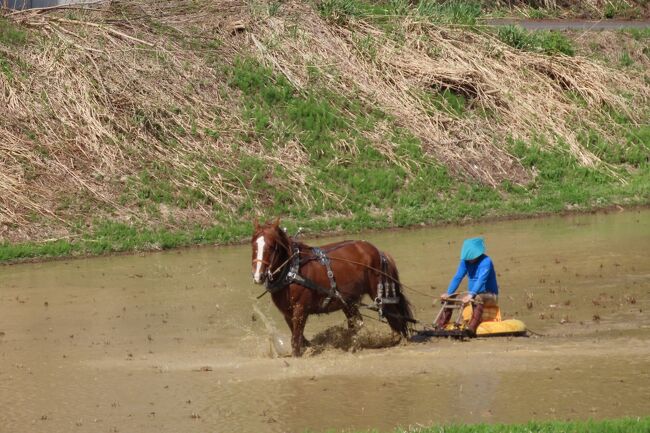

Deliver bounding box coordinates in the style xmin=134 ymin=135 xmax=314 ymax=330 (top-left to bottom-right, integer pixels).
xmin=343 ymin=303 xmax=363 ymax=332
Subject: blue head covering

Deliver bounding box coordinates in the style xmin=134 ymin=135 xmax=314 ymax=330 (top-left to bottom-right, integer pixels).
xmin=460 ymin=237 xmax=485 ymax=261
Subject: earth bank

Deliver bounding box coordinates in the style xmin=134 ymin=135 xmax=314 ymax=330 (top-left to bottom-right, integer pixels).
xmin=0 ymin=0 xmax=648 ymax=260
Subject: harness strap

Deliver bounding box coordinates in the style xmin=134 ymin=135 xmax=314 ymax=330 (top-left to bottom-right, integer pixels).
xmin=312 ymin=247 xmax=339 ymax=308
xmin=264 ymin=247 xmax=299 ymax=294
xmin=270 ymin=246 xmax=345 ymax=308
xmin=374 ymin=253 xmax=400 ymax=318
xmin=299 ymin=240 xmax=356 ymax=265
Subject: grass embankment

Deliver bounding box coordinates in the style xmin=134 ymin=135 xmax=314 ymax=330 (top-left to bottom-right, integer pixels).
xmin=0 ymin=1 xmax=648 ymax=262
xmin=341 ymin=417 xmax=650 ymax=433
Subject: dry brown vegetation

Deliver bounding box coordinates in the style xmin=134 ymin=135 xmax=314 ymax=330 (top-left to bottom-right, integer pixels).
xmin=0 ymin=0 xmax=648 ymax=244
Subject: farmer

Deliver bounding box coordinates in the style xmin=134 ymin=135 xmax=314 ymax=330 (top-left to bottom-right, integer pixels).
xmin=435 ymin=237 xmax=499 ymax=336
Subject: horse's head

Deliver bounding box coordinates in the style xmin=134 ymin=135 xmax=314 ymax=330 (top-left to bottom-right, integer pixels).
xmin=251 ymin=218 xmax=289 ymax=285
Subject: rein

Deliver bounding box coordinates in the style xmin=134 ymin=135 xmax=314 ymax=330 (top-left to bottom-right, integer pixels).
xmin=269 ymin=250 xmax=296 ymax=279
xmin=324 ymin=256 xmax=433 ymax=300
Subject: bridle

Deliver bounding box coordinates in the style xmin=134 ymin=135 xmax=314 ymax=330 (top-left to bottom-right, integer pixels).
xmin=253 ymin=230 xmax=293 ymax=284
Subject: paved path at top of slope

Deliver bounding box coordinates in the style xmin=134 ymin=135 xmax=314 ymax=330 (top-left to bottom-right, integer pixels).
xmin=484 ymin=18 xmax=650 ymax=30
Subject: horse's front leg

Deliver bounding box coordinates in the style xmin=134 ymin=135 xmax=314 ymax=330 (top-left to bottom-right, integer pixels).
xmin=291 ymin=304 xmax=308 ymax=357
xmin=284 ymin=314 xmax=310 ymax=347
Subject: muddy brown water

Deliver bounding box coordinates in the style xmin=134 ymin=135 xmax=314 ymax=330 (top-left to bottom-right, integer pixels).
xmin=1 ymin=210 xmax=649 ymax=432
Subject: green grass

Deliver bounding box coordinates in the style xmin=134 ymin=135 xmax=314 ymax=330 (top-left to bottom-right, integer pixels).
xmin=481 ymin=0 xmax=644 ymax=20
xmin=317 ymin=0 xmax=362 ymax=24
xmin=386 ymin=417 xmax=650 ymax=433
xmin=423 ymin=88 xmax=468 ymax=117
xmin=306 ymin=417 xmax=650 ymax=433
xmin=316 ymin=0 xmax=483 ymax=26
xmin=227 ymin=56 xmax=468 ymax=223
xmin=497 ymin=26 xmax=575 ymax=56
xmin=624 ymin=28 xmax=650 ymax=41
xmin=2 ymin=130 xmax=647 ymax=263
xmin=0 ymin=16 xmax=27 ymax=46
xmin=1 ymin=52 xmax=648 ymax=263
xmin=619 ymin=51 xmax=634 ymax=67
xmin=1 ymin=8 xmax=648 ymax=263
xmin=604 ymin=0 xmax=636 ymax=19
xmin=416 ymin=0 xmax=482 ymax=25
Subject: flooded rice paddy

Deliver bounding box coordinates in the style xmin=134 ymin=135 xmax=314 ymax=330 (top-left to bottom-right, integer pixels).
xmin=1 ymin=209 xmax=649 ymax=432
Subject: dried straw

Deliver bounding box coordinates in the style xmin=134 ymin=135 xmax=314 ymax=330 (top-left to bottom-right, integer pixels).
xmin=0 ymin=0 xmax=647 ymax=242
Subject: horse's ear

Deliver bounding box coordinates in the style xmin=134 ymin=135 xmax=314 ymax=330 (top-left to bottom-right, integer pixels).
xmin=273 ymin=217 xmax=280 ymax=228
xmin=253 ymin=218 xmax=259 ymax=230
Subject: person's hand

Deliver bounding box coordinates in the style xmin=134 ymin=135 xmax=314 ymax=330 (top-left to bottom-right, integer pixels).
xmin=440 ymin=293 xmax=450 ymax=300
xmin=462 ymin=294 xmax=473 ymax=304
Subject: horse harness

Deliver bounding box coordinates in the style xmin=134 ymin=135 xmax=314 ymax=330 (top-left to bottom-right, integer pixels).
xmin=374 ymin=253 xmax=399 ymax=319
xmin=264 ymin=241 xmax=399 ymax=311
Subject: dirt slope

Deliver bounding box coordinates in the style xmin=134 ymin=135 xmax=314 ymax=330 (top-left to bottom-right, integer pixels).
xmin=0 ymin=0 xmax=648 ymax=246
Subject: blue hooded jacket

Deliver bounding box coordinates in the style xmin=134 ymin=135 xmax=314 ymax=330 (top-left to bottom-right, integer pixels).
xmin=447 ymin=238 xmax=498 ymax=296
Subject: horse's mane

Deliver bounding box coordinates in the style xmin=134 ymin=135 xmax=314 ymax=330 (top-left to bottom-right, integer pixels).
xmin=253 ymin=222 xmax=303 ymax=251
xmin=273 ymin=226 xmax=311 ymax=253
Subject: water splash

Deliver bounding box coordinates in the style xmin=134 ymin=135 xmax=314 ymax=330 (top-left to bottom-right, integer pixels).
xmin=252 ymin=304 xmax=291 ymax=358
xmin=306 ymin=325 xmax=401 ymax=356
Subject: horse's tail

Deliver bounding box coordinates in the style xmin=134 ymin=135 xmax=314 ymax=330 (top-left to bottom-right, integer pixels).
xmin=382 ymin=253 xmax=415 ymax=337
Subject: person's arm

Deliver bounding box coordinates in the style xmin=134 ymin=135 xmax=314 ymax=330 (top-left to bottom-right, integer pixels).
xmin=469 ymin=257 xmax=491 ymax=296
xmin=446 ymin=260 xmax=467 ymax=296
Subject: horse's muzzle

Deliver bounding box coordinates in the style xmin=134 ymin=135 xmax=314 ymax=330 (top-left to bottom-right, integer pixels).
xmin=252 ymin=272 xmax=267 ymax=285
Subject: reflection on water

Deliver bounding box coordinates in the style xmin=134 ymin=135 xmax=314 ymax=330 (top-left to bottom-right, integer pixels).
xmin=0 ymin=209 xmax=649 ymax=432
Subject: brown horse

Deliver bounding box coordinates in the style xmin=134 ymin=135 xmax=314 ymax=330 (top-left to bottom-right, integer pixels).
xmin=251 ymin=219 xmax=414 ymax=356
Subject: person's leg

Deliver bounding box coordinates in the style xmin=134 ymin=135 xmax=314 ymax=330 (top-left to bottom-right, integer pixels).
xmin=466 ymin=293 xmax=498 ymax=336
xmin=465 ymin=303 xmax=484 ymax=336
xmin=435 ymin=307 xmax=453 ymax=329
